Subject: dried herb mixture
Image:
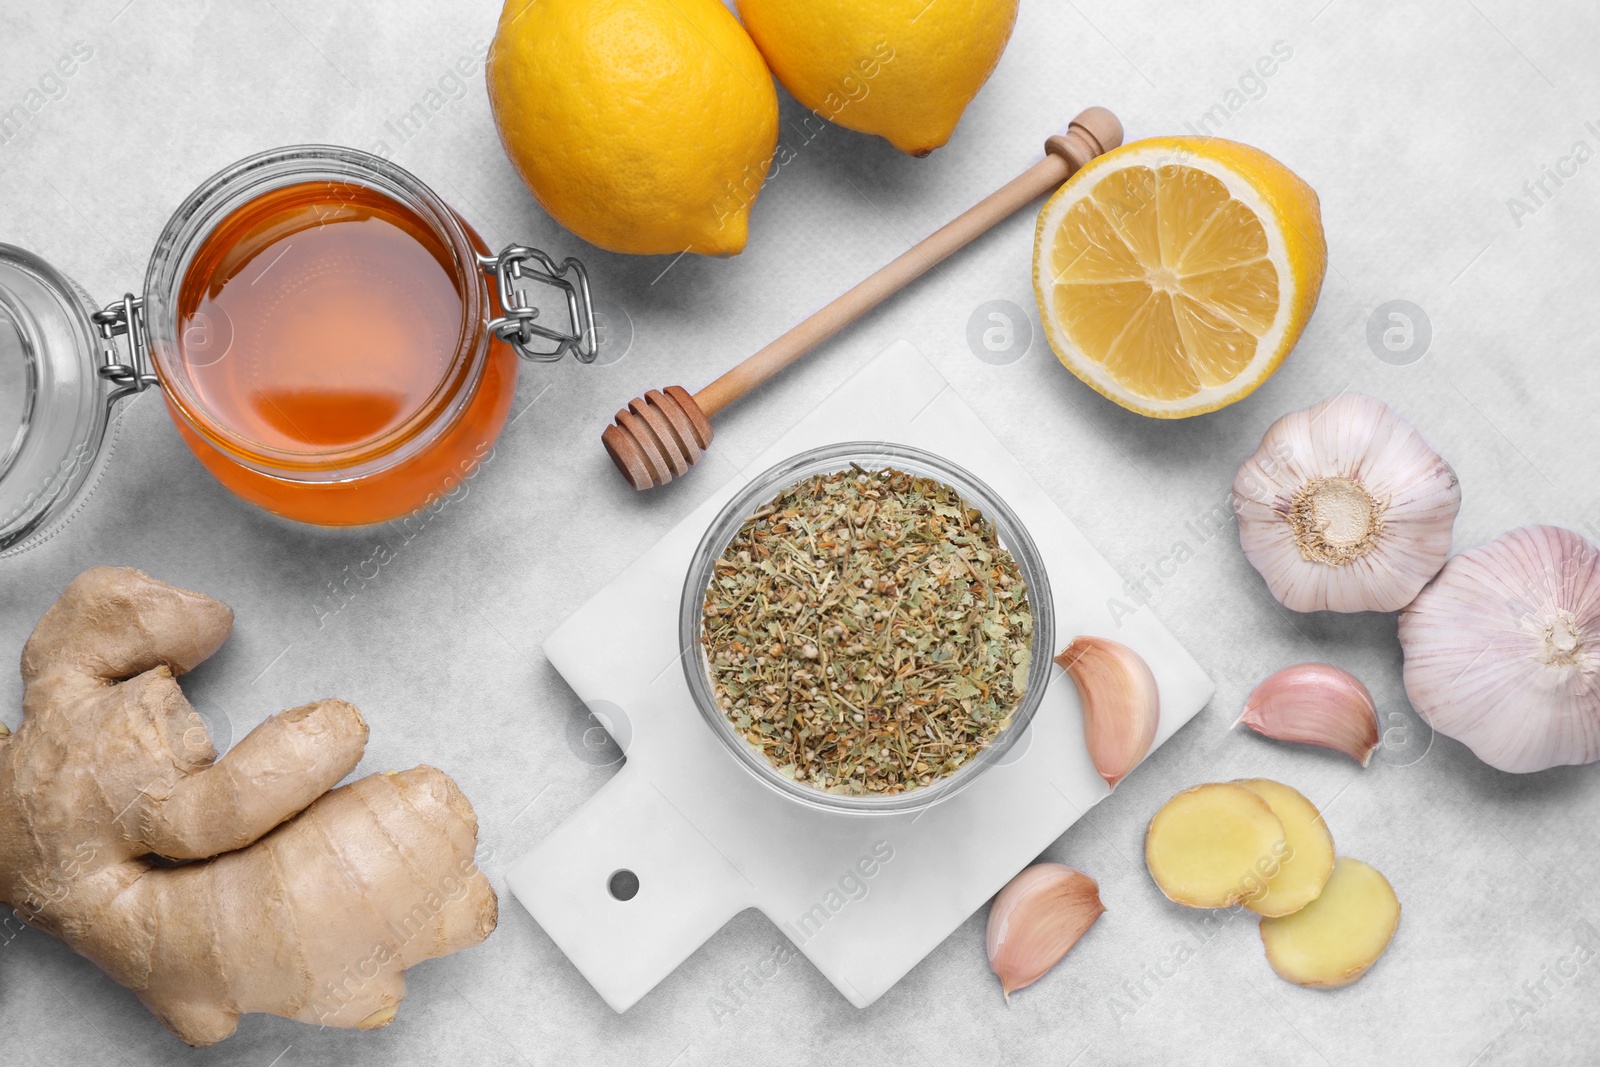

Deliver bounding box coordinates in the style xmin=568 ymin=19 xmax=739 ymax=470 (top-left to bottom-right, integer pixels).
xmin=702 ymin=466 xmax=1033 ymax=795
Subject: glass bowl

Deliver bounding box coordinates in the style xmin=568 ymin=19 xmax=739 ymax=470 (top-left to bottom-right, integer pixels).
xmin=680 ymin=442 xmax=1055 ymax=815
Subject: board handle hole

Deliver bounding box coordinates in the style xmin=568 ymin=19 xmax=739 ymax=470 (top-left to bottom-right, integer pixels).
xmin=608 ymin=869 xmax=640 ymax=901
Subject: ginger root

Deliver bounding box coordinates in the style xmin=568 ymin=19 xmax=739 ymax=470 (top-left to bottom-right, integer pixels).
xmin=0 ymin=567 xmax=497 ymax=1046
xmin=1259 ymin=857 xmax=1399 ymax=987
xmin=1144 ymin=783 xmax=1286 ymax=908
xmin=1235 ymin=778 xmax=1335 ymax=918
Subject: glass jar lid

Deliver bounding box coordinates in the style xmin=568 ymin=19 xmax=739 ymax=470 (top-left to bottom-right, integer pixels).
xmin=0 ymin=244 xmax=117 ymax=557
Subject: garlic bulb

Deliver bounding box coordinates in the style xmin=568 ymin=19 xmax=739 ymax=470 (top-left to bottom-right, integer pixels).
xmin=986 ymin=863 xmax=1105 ymax=1001
xmin=1054 ymin=636 xmax=1160 ymax=789
xmin=1237 ymin=663 xmax=1380 ymax=765
xmin=1399 ymin=525 xmax=1600 ymax=773
xmin=1233 ymin=394 xmax=1461 ymax=612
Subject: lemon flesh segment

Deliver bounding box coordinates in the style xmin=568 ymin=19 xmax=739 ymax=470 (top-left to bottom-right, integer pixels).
xmin=1144 ymin=783 xmax=1286 ymax=909
xmin=1049 ymin=165 xmax=1276 ymax=398
xmin=1235 ymin=778 xmax=1336 ymax=918
xmin=1034 ymin=139 xmax=1325 ymax=418
xmin=1259 ymin=857 xmax=1400 ymax=987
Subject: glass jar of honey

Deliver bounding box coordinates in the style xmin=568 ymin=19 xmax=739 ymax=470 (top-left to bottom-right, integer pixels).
xmin=0 ymin=145 xmax=595 ymax=553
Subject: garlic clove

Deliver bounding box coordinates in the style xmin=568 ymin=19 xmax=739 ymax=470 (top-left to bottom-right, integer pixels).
xmin=986 ymin=863 xmax=1105 ymax=1001
xmin=1236 ymin=663 xmax=1380 ymax=766
xmin=1399 ymin=525 xmax=1600 ymax=773
xmin=1055 ymin=637 xmax=1160 ymax=789
xmin=1233 ymin=394 xmax=1461 ymax=613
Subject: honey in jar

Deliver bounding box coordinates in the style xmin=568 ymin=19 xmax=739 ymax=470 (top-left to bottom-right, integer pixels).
xmin=170 ymin=181 xmax=515 ymax=525
xmin=0 ymin=146 xmax=595 ymax=551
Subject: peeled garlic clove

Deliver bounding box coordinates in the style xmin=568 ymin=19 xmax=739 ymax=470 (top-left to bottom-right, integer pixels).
xmin=1233 ymin=394 xmax=1461 ymax=612
xmin=986 ymin=863 xmax=1105 ymax=1001
xmin=1237 ymin=663 xmax=1380 ymax=766
xmin=1055 ymin=636 xmax=1160 ymax=789
xmin=1399 ymin=525 xmax=1600 ymax=773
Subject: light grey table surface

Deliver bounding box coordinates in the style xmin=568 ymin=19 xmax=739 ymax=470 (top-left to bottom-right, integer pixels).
xmin=3 ymin=1 xmax=1598 ymax=1065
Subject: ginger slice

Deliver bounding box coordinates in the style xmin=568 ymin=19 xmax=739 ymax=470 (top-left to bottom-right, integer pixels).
xmin=1260 ymin=857 xmax=1400 ymax=987
xmin=1145 ymin=782 xmax=1286 ymax=908
xmin=1236 ymin=778 xmax=1335 ymax=918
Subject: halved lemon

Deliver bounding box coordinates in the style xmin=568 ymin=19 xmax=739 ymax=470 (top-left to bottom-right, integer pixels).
xmin=1033 ymin=137 xmax=1326 ymax=418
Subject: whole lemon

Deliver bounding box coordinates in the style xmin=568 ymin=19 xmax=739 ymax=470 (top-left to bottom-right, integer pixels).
xmin=735 ymin=0 xmax=1018 ymax=155
xmin=487 ymin=0 xmax=779 ymax=256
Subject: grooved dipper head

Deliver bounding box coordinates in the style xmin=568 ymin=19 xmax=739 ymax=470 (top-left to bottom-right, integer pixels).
xmin=601 ymin=386 xmax=714 ymax=490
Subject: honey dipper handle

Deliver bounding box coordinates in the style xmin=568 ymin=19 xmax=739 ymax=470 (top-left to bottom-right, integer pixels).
xmin=693 ymin=107 xmax=1122 ymax=419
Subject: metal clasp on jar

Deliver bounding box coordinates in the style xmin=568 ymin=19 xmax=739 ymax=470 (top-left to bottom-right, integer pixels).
xmin=87 ymin=243 xmax=598 ymax=402
xmin=92 ymin=294 xmax=157 ymax=401
xmin=481 ymin=245 xmax=597 ymax=364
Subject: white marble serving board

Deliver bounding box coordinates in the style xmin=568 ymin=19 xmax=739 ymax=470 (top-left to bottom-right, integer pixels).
xmin=507 ymin=340 xmax=1215 ymax=1011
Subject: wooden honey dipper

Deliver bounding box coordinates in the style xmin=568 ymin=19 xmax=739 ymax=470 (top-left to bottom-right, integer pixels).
xmin=601 ymin=106 xmax=1123 ymax=490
